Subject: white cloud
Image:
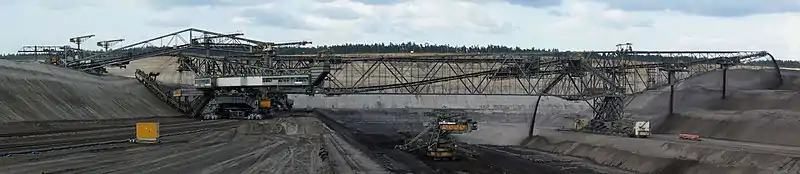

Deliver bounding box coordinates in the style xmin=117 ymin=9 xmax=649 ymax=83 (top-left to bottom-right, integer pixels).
xmin=231 ymin=16 xmax=253 ymax=25
xmin=0 ymin=0 xmax=798 ymax=60
xmin=551 ymin=0 xmax=654 ymax=29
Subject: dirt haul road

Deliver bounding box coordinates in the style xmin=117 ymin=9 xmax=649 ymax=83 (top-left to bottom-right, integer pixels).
xmin=0 ymin=117 xmax=379 ymax=174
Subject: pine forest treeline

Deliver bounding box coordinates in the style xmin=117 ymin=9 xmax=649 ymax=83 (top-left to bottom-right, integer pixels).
xmin=1 ymin=42 xmax=797 ymax=68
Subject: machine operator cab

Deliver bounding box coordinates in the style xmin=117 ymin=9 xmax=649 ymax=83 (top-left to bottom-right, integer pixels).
xmin=195 ymin=78 xmax=213 ymax=88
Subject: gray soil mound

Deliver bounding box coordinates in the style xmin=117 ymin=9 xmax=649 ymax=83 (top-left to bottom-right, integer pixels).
xmin=0 ymin=60 xmax=179 ymax=122
xmin=235 ymin=117 xmax=329 ymax=135
xmin=627 ymin=69 xmax=800 ymax=146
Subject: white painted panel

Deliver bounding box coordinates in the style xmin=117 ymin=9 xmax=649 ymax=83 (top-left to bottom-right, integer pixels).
xmin=244 ymin=77 xmax=262 ymax=86
xmin=216 ymin=77 xmax=242 ymax=87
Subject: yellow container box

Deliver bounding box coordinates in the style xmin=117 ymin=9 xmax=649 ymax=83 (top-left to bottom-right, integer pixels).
xmin=259 ymin=100 xmax=271 ymax=108
xmin=136 ymin=122 xmax=160 ymax=143
xmin=439 ymin=124 xmax=468 ymax=131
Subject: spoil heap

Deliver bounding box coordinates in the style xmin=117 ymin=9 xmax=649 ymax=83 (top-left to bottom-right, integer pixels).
xmin=0 ymin=60 xmax=179 ymax=122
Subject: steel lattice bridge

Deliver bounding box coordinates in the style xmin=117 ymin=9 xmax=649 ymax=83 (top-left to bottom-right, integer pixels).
xmin=18 ymin=28 xmax=784 ymax=133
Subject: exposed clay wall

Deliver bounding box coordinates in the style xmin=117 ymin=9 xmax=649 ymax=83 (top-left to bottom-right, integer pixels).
xmin=105 ymin=56 xmax=195 ymax=84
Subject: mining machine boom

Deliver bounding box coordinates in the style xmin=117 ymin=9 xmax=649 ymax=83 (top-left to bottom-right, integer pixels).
xmin=396 ymin=112 xmax=478 ymax=160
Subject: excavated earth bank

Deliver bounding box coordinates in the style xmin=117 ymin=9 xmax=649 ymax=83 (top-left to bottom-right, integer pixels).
xmin=524 ymin=69 xmax=800 ymax=174
xmin=0 ymin=60 xmax=179 ymax=123
xmin=631 ymin=69 xmax=800 ymax=146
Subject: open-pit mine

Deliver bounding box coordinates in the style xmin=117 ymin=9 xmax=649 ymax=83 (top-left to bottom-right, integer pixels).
xmin=0 ymin=28 xmax=795 ymax=174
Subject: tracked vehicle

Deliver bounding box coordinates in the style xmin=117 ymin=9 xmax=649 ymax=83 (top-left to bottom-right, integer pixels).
xmin=129 ymin=37 xmax=328 ymax=120
xmin=188 ymin=73 xmax=321 ymax=120
xmin=396 ymin=112 xmax=478 ymax=160
xmin=135 ymin=60 xmax=327 ymax=120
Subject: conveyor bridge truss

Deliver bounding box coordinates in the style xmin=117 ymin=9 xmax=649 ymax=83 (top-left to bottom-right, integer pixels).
xmin=69 ymin=28 xmax=782 ymax=97
xmin=50 ymin=28 xmax=783 ymax=128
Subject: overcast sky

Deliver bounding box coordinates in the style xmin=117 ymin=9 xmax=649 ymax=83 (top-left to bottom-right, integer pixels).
xmin=1 ymin=0 xmax=799 ymax=59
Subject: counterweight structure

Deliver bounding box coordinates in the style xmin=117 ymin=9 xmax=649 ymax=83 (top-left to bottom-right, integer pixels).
xmin=396 ymin=112 xmax=478 ymax=160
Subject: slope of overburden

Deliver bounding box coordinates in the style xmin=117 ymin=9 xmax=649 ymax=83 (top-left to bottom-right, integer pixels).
xmin=629 ymin=69 xmax=800 ymax=146
xmin=525 ymin=69 xmax=800 ymax=174
xmin=0 ymin=60 xmax=179 ymax=122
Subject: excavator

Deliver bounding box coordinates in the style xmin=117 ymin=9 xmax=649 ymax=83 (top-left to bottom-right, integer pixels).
xmin=395 ymin=112 xmax=478 ymax=161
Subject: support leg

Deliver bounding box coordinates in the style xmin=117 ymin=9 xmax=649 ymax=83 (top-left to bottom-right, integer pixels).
xmin=668 ymin=71 xmax=675 ymax=115
xmin=528 ymin=94 xmax=544 ymax=136
xmin=722 ymin=67 xmax=728 ymax=99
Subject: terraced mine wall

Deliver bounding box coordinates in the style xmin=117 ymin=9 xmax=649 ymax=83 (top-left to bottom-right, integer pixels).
xmin=0 ymin=60 xmax=179 ymax=122
xmin=628 ymin=69 xmax=800 ymax=145
xmin=523 ymin=69 xmax=800 ymax=174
